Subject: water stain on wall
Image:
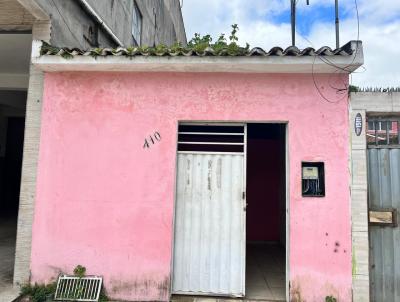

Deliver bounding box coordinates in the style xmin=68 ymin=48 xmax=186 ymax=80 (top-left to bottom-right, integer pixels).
xmin=110 ymin=276 xmax=170 ymax=301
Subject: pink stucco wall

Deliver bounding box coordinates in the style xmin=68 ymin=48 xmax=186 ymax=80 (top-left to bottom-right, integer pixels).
xmin=31 ymin=72 xmax=351 ymax=301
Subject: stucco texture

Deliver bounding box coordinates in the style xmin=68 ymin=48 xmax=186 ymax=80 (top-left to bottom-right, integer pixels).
xmin=31 ymin=72 xmax=351 ymax=302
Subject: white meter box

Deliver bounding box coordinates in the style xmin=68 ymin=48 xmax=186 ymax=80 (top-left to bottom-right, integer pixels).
xmin=302 ymin=166 xmax=319 ymax=179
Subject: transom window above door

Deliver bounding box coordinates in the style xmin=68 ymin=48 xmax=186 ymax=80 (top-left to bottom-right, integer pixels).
xmin=177 ymin=124 xmax=245 ymax=153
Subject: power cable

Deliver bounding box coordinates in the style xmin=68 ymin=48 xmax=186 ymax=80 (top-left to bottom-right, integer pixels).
xmin=295 ymin=23 xmax=348 ymax=103
xmin=311 ymin=55 xmax=348 ymax=104
xmin=308 ymin=0 xmax=361 ymax=104
xmin=311 ymin=0 xmax=360 ymax=78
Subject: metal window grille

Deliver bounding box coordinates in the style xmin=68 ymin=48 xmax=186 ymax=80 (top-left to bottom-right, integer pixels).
xmin=54 ymin=275 xmax=102 ymax=301
xmin=367 ymin=117 xmax=400 ymax=148
xmin=177 ymin=123 xmax=245 ymax=154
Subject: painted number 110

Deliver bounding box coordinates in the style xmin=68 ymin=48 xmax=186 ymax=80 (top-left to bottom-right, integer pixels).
xmin=143 ymin=132 xmax=161 ymax=149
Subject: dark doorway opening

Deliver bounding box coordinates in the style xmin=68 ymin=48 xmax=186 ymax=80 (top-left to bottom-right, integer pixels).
xmin=0 ymin=90 xmax=26 ymax=293
xmin=246 ymin=123 xmax=286 ymax=301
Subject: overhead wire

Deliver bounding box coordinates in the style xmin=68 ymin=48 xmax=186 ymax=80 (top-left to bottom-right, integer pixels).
xmin=294 ymin=10 xmax=347 ymax=103
xmin=307 ymin=0 xmax=361 ymax=104
xmin=317 ymin=0 xmax=360 ymax=73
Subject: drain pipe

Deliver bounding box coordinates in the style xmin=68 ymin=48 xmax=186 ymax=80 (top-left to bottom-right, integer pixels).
xmin=76 ymin=0 xmax=124 ymax=47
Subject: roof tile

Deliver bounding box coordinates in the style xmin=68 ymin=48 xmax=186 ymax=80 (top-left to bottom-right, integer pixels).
xmin=40 ymin=41 xmax=359 ymax=58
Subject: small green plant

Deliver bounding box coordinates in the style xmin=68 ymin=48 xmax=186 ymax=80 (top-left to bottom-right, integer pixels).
xmin=187 ymin=24 xmax=249 ymax=55
xmin=20 ymin=282 xmax=56 ymax=302
xmin=42 ymin=24 xmax=251 ymax=58
xmin=70 ymin=265 xmax=87 ymax=299
xmin=72 ymin=265 xmax=109 ymax=301
xmin=326 ymin=295 xmax=337 ymax=302
xmin=73 ymin=264 xmax=86 ymax=278
xmin=348 ymin=85 xmax=360 ymax=92
xmin=60 ymin=52 xmax=73 ymax=59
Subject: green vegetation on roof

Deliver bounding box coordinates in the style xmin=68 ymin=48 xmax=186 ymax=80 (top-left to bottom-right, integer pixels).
xmin=349 ymin=85 xmax=400 ymax=92
xmin=186 ymin=24 xmax=249 ymax=55
xmin=41 ymin=24 xmax=250 ymax=59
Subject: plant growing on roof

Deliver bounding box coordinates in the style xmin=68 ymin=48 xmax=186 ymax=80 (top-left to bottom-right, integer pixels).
xmin=40 ymin=24 xmax=250 ymax=58
xmin=89 ymin=48 xmax=103 ymax=58
xmin=187 ymin=24 xmax=249 ymax=55
xmin=187 ymin=32 xmax=212 ymax=52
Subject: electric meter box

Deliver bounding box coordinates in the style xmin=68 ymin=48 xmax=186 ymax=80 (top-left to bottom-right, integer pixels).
xmin=302 ymin=162 xmax=325 ymax=197
xmin=302 ymin=166 xmax=319 ymax=179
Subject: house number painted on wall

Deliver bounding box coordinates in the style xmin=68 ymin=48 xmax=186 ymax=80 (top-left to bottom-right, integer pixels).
xmin=143 ymin=132 xmax=161 ymax=149
xmin=354 ymin=113 xmax=362 ymax=136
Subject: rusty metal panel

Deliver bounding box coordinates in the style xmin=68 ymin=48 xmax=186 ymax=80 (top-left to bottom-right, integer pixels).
xmin=172 ymin=153 xmax=245 ymax=296
xmin=368 ymin=148 xmax=400 ymax=302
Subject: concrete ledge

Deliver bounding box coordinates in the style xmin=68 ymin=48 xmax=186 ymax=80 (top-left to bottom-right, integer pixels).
xmin=32 ymin=41 xmax=364 ymax=74
xmin=32 ymin=54 xmax=363 ymax=74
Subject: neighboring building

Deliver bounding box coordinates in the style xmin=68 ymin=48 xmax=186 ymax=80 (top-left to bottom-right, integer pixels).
xmin=31 ymin=0 xmax=186 ymax=48
xmin=350 ymin=92 xmax=400 ymax=302
xmin=0 ymin=0 xmax=185 ymax=300
xmin=17 ymin=40 xmax=363 ymax=302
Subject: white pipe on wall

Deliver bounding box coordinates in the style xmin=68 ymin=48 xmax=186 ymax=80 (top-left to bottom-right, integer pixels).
xmin=76 ymin=0 xmax=124 ymax=47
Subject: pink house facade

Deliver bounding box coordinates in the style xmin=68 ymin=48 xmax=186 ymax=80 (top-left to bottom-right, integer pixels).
xmin=23 ymin=41 xmax=364 ymax=302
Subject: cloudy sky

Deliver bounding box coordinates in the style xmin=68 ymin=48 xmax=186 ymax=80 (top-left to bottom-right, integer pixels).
xmin=182 ymin=0 xmax=400 ymax=87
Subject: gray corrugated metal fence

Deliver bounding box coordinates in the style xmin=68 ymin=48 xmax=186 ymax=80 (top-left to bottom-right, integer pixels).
xmin=368 ymin=148 xmax=400 ymax=302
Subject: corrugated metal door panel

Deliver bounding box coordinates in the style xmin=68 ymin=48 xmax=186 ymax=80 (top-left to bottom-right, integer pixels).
xmin=368 ymin=149 xmax=400 ymax=302
xmin=172 ymin=153 xmax=245 ymax=296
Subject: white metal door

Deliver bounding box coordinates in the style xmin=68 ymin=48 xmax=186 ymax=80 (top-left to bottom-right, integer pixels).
xmin=172 ymin=124 xmax=246 ymax=297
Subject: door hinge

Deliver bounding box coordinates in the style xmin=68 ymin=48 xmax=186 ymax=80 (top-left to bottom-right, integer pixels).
xmin=242 ymin=191 xmax=246 ymax=199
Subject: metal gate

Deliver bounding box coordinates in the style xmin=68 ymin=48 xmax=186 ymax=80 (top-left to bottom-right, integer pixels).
xmin=172 ymin=124 xmax=246 ymax=297
xmin=367 ymin=118 xmax=400 ymax=301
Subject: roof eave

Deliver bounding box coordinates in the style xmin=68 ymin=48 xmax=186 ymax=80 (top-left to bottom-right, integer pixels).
xmin=32 ymin=41 xmax=364 ymax=74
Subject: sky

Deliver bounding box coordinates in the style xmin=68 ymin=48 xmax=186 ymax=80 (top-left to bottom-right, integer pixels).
xmin=181 ymin=0 xmax=400 ymax=87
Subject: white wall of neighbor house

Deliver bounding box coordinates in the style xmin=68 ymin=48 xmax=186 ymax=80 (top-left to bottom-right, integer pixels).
xmin=13 ymin=20 xmax=51 ymax=287
xmin=350 ymin=92 xmax=400 ymax=302
xmin=0 ymin=1 xmax=49 ymax=296
xmin=0 ymin=0 xmax=51 ymax=288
